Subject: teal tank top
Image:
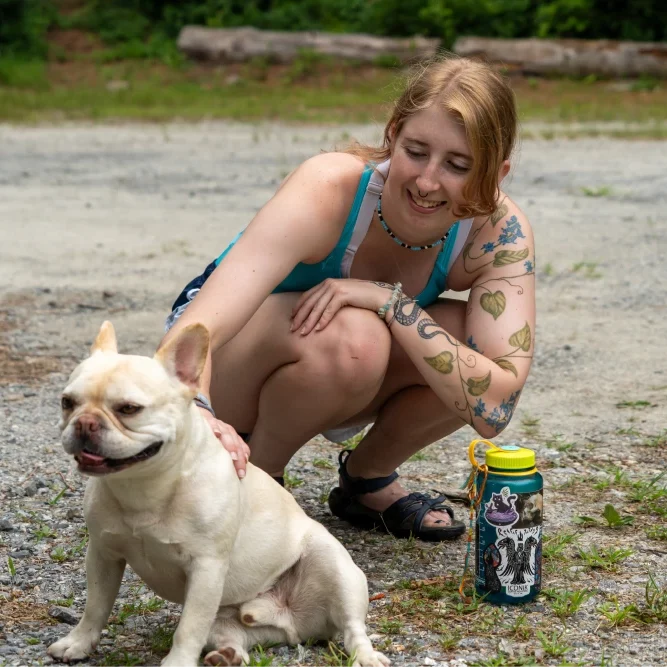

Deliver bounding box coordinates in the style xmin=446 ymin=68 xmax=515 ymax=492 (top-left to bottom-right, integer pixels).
xmin=214 ymin=164 xmax=468 ymax=307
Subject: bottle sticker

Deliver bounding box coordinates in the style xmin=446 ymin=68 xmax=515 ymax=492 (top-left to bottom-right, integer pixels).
xmin=480 ymin=487 xmax=543 ymax=598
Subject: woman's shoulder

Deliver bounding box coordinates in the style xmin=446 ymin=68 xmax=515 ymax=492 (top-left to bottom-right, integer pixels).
xmin=448 ymin=194 xmax=533 ymax=290
xmin=291 ymin=151 xmax=368 ymax=191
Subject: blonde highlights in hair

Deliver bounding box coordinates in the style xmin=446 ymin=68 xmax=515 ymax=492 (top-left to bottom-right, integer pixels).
xmin=347 ymin=55 xmax=518 ymax=218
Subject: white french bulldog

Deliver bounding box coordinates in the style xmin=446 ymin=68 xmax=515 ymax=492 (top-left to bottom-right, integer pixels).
xmin=47 ymin=321 xmax=389 ymax=667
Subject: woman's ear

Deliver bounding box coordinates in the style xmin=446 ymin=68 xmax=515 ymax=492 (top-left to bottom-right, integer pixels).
xmin=498 ymin=160 xmax=511 ymax=185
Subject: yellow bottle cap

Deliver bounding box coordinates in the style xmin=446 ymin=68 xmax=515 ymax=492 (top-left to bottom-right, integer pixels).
xmin=469 ymin=439 xmax=537 ymax=472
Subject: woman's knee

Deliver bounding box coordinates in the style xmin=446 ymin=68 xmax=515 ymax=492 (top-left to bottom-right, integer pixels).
xmin=300 ymin=306 xmax=392 ymax=390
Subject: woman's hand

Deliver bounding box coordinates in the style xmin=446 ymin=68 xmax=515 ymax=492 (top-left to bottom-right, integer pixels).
xmin=198 ymin=407 xmax=250 ymax=478
xmin=291 ymin=279 xmax=393 ymax=335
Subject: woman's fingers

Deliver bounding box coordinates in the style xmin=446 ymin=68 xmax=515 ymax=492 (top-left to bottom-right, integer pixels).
xmin=300 ymin=292 xmax=338 ymax=335
xmin=200 ymin=408 xmax=249 ymax=479
xmin=291 ymin=283 xmax=329 ymax=331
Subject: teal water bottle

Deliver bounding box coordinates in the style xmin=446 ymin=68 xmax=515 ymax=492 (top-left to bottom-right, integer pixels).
xmin=469 ymin=439 xmax=543 ymax=604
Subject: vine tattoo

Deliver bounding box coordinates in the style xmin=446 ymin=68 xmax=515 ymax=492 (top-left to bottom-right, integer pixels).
xmin=391 ymin=296 xmax=531 ymax=433
xmin=461 ymin=211 xmax=535 ymax=320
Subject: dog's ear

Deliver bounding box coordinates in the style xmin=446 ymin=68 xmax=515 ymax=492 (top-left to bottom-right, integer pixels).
xmin=90 ymin=321 xmax=118 ymax=355
xmin=155 ymin=323 xmax=209 ymax=391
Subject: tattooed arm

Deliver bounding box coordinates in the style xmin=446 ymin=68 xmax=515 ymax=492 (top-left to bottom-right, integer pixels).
xmin=385 ymin=206 xmax=535 ymax=437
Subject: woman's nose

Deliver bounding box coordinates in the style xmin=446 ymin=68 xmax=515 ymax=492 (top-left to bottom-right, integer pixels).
xmin=415 ymin=163 xmax=440 ymax=193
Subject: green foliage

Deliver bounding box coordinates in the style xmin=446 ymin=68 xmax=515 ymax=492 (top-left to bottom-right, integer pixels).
xmin=0 ymin=0 xmax=57 ymax=58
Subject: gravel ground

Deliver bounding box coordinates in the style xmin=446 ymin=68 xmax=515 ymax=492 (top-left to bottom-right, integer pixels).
xmin=1 ymin=122 xmax=666 ymax=666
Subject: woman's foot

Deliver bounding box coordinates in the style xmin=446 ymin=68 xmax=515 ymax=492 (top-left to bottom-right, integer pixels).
xmin=328 ymin=449 xmax=466 ymax=541
xmin=350 ymin=477 xmax=455 ymax=529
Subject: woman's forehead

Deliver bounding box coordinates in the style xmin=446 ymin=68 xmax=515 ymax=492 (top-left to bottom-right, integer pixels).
xmin=399 ymin=105 xmax=470 ymax=156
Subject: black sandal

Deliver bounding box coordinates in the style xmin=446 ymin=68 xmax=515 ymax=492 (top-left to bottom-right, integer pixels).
xmin=328 ymin=449 xmax=466 ymax=542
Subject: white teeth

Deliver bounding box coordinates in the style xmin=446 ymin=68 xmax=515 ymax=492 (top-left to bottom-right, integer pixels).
xmin=412 ymin=194 xmax=443 ymax=209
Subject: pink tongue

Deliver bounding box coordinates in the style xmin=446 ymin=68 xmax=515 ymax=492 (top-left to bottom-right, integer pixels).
xmin=78 ymin=451 xmax=106 ymax=467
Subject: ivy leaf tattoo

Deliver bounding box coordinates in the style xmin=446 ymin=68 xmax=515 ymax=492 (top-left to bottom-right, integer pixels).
xmin=496 ymin=359 xmax=519 ymax=377
xmin=424 ymin=351 xmax=454 ymax=374
xmin=467 ymin=371 xmax=492 ymax=396
xmin=480 ymin=291 xmax=506 ymax=320
xmin=493 ymin=248 xmax=530 ymax=267
xmin=509 ymin=322 xmax=532 ymax=352
xmin=490 ymin=203 xmax=508 ymax=227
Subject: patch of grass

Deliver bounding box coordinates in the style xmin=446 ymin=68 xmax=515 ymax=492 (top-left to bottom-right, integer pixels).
xmin=638 ymin=573 xmax=667 ymax=623
xmin=536 ymin=629 xmax=571 ymax=658
xmin=33 ymin=524 xmax=57 ymax=540
xmin=437 ymin=629 xmax=462 ymax=650
xmin=378 ymin=618 xmax=403 ymax=634
xmin=321 ymin=641 xmax=356 ymax=667
xmin=577 ymin=545 xmax=633 ymax=571
xmin=49 ymin=546 xmax=68 ymax=562
xmin=598 ymin=598 xmax=639 ymax=627
xmin=115 ymin=597 xmax=164 ymax=624
xmin=246 ymin=644 xmax=275 ymax=666
xmin=643 ymin=431 xmax=667 ymax=447
xmin=520 ymin=414 xmax=540 ymax=437
xmin=48 ymin=486 xmax=69 ymax=506
xmin=283 ymin=472 xmax=304 ymax=489
xmin=507 ymin=613 xmax=532 ymax=640
xmin=580 ymin=185 xmax=613 ymax=197
xmin=25 ymin=637 xmax=41 ymax=645
xmin=149 ymin=625 xmax=173 ymax=654
xmin=313 ymin=458 xmax=335 ymax=469
xmin=53 ymin=596 xmax=74 ymax=608
xmin=0 ymin=58 xmax=48 ymax=88
xmin=571 ymin=261 xmax=602 ymax=279
xmin=100 ymin=650 xmax=143 ymax=666
xmin=646 ymin=525 xmax=667 ymax=541
xmin=615 ymin=400 xmax=653 ymax=409
xmin=543 ymin=588 xmax=593 ymax=618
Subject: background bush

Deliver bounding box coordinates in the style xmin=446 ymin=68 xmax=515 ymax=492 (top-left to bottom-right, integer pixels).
xmin=2 ymin=0 xmax=666 ymax=62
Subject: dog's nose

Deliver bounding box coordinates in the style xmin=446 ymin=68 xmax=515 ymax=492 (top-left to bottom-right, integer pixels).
xmin=75 ymin=414 xmax=101 ymax=440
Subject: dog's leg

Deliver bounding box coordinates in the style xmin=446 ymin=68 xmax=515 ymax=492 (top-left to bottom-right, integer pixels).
xmin=161 ymin=558 xmax=228 ymax=667
xmin=204 ymin=608 xmax=289 ymax=667
xmin=48 ymin=540 xmax=125 ymax=662
xmin=328 ymin=553 xmax=390 ymax=667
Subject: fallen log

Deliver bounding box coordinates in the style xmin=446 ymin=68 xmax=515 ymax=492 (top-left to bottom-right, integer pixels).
xmin=454 ymin=36 xmax=667 ymax=78
xmin=177 ymin=26 xmax=440 ymax=65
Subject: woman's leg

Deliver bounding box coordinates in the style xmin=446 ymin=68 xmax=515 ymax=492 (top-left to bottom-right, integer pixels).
xmin=331 ymin=298 xmax=469 ymax=528
xmin=208 ymin=292 xmax=393 ymax=476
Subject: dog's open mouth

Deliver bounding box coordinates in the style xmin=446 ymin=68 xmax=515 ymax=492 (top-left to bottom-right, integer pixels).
xmin=74 ymin=442 xmax=163 ymax=475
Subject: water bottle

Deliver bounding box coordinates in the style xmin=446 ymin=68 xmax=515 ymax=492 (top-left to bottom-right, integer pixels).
xmin=469 ymin=439 xmax=543 ymax=604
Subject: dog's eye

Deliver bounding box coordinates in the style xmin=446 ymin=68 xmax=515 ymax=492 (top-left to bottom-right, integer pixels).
xmin=117 ymin=404 xmax=143 ymax=416
xmin=61 ymin=396 xmax=74 ymax=410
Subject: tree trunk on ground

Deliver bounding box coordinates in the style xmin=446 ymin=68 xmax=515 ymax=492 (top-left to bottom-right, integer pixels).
xmin=454 ymin=36 xmax=667 ymax=78
xmin=177 ymin=26 xmax=440 ymax=65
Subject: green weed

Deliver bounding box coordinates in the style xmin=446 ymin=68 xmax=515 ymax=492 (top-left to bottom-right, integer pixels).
xmin=536 ymin=629 xmax=571 ymax=657
xmin=25 ymin=637 xmax=41 ymax=645
xmin=580 ymin=186 xmax=613 ymax=197
xmin=637 ymin=573 xmax=667 ymax=623
xmin=100 ymin=650 xmax=143 ymax=666
xmin=321 ymin=641 xmax=356 ymax=667
xmin=284 ymin=472 xmax=304 ymax=489
xmin=437 ymin=629 xmax=462 ymax=650
xmin=149 ymin=625 xmax=173 ymax=654
xmin=7 ymin=556 xmax=16 ymax=577
xmin=33 ymin=524 xmax=57 ymax=540
xmin=646 ymin=525 xmax=667 ymax=541
xmin=543 ymin=588 xmax=593 ymax=618
xmin=48 ymin=486 xmax=68 ymax=505
xmin=615 ymin=400 xmax=653 ymax=409
xmin=571 ymin=261 xmax=602 ymax=278
xmin=313 ymin=458 xmax=335 ymax=469
xmin=246 ymin=644 xmax=275 ymax=666
xmin=601 ymin=503 xmax=634 ymax=528
xmin=378 ymin=618 xmax=403 ymax=634
xmin=0 ymin=58 xmax=47 ymax=88
xmin=598 ymin=599 xmax=639 ymax=627
xmin=577 ymin=545 xmax=633 ymax=571
xmin=50 ymin=546 xmax=68 ymax=562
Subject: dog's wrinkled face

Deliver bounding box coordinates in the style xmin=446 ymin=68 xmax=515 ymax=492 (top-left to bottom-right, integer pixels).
xmin=60 ymin=321 xmax=208 ymax=477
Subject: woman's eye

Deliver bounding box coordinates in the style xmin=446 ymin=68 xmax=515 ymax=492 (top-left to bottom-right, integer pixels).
xmin=118 ymin=404 xmax=142 ymax=416
xmin=449 ymin=162 xmax=470 ymax=173
xmin=405 ymin=148 xmax=425 ymax=159
xmin=61 ymin=396 xmax=74 ymax=410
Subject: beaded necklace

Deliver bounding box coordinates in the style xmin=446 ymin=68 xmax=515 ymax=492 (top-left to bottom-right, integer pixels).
xmin=376 ymin=194 xmax=450 ymax=251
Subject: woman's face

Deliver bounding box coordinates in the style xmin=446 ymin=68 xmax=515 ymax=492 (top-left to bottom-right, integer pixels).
xmin=386 ymin=103 xmax=473 ymax=243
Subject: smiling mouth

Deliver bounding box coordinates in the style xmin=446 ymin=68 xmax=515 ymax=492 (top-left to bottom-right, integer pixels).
xmin=74 ymin=441 xmax=163 ymax=475
xmin=408 ymin=191 xmax=447 ymax=212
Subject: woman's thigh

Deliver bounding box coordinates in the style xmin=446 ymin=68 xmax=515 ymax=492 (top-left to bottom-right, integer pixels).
xmin=332 ymin=297 xmax=468 ymax=427
xmin=209 ymin=291 xmax=391 ymax=432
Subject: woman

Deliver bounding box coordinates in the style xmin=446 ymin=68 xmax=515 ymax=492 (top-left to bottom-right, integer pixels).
xmin=161 ymin=56 xmax=535 ymax=542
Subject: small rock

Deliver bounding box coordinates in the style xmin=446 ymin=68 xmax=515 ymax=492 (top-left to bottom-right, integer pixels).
xmin=0 ymin=646 xmax=16 ymax=655
xmin=24 ymin=482 xmax=39 ymax=496
xmin=9 ymin=550 xmax=31 ymax=558
xmin=48 ymin=606 xmax=80 ymax=625
xmin=106 ymin=79 xmax=129 ymax=92
xmin=423 ymin=658 xmax=436 ymax=665
xmin=0 ymin=519 xmax=14 ymax=531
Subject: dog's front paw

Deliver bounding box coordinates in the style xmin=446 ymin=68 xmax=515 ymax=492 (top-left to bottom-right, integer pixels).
xmin=47 ymin=634 xmax=97 ymax=663
xmin=204 ymin=645 xmax=249 ymax=666
xmin=352 ymin=648 xmax=391 ymax=667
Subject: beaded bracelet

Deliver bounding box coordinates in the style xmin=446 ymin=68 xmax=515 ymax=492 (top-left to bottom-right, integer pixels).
xmin=377 ymin=282 xmax=402 ymax=321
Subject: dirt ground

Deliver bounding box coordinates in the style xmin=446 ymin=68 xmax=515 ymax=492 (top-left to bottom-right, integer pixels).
xmin=0 ymin=122 xmax=666 ymax=666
